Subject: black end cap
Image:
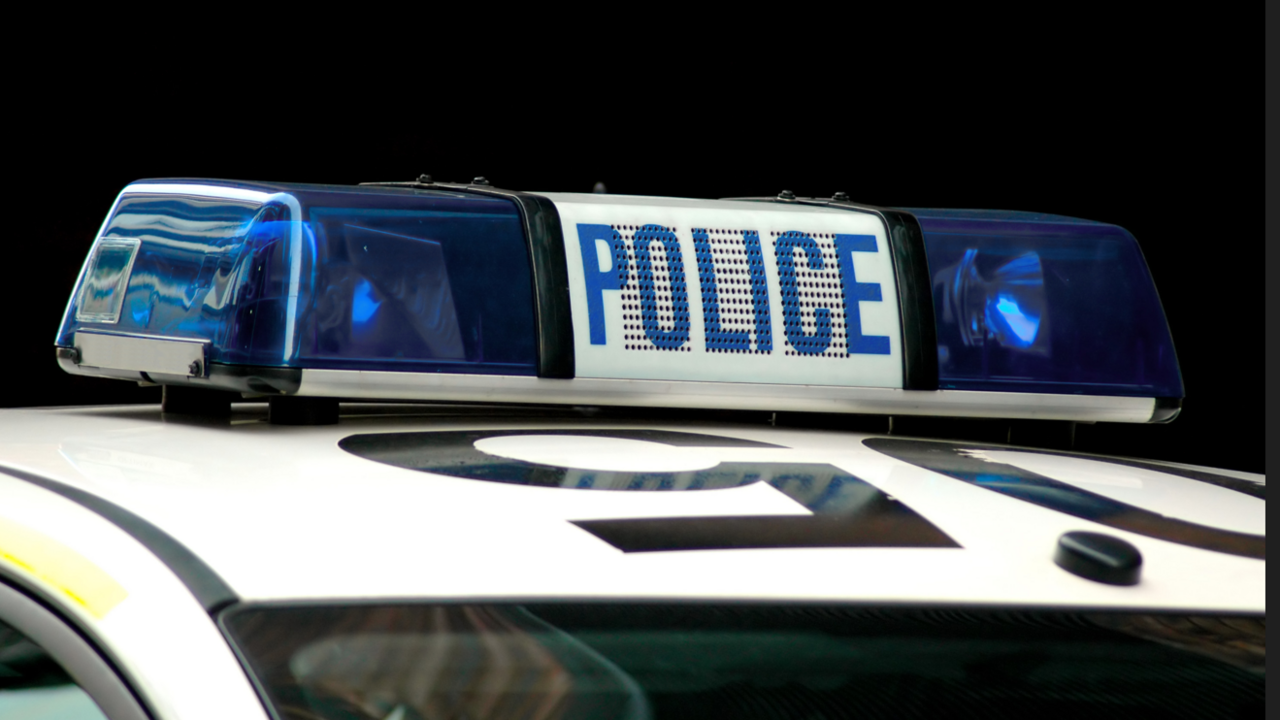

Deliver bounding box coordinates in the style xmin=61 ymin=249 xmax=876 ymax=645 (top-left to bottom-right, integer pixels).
xmin=1054 ymin=531 xmax=1142 ymax=586
xmin=1151 ymin=397 xmax=1182 ymax=423
xmin=269 ymin=396 xmax=339 ymax=426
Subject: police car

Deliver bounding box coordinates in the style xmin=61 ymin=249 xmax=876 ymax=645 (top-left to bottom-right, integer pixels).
xmin=0 ymin=178 xmax=1263 ymax=719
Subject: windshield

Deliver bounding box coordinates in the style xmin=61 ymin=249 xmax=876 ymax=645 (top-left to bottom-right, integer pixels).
xmin=221 ymin=603 xmax=1262 ymax=720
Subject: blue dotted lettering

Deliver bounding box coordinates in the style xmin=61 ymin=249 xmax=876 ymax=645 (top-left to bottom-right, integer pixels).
xmin=833 ymin=234 xmax=891 ymax=355
xmin=577 ymin=223 xmax=629 ymax=345
xmin=776 ymin=231 xmax=831 ymax=355
xmin=693 ymin=228 xmax=750 ymax=352
xmin=744 ymin=230 xmax=772 ymax=352
xmin=634 ymin=224 xmax=690 ymax=350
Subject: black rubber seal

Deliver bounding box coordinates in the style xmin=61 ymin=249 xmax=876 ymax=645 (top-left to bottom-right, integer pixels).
xmin=0 ymin=465 xmax=239 ymax=614
xmin=514 ymin=193 xmax=575 ymax=379
xmin=727 ymin=197 xmax=938 ymax=391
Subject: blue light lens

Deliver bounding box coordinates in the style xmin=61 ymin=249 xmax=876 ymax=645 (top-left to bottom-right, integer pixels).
xmin=58 ymin=183 xmax=538 ymax=376
xmin=908 ymin=209 xmax=1182 ymax=398
xmin=938 ymin=248 xmax=1047 ymax=353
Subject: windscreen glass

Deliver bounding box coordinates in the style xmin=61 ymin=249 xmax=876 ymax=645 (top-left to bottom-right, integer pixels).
xmin=223 ymin=603 xmax=1262 ymax=720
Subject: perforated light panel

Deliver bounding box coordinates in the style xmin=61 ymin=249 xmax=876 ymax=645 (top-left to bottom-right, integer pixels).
xmin=548 ymin=195 xmax=904 ymax=388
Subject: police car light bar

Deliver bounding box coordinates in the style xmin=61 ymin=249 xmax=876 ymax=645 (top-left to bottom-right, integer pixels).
xmin=55 ymin=179 xmax=1183 ymax=423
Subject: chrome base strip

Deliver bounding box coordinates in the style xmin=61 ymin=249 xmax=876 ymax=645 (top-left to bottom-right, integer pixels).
xmin=297 ymin=369 xmax=1157 ymax=423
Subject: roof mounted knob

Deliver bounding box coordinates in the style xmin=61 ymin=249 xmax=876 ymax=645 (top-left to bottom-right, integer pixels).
xmin=1054 ymin=531 xmax=1142 ymax=585
xmin=471 ymin=176 xmax=491 ymax=186
xmin=417 ymin=174 xmax=433 ymax=184
xmin=777 ymin=189 xmax=796 ymax=201
xmin=832 ymin=191 xmax=850 ymax=202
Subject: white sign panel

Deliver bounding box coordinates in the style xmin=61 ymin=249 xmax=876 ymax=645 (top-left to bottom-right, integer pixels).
xmin=545 ymin=194 xmax=903 ymax=388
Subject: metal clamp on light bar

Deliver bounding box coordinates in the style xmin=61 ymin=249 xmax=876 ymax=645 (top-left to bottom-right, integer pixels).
xmin=54 ymin=180 xmax=1183 ymax=423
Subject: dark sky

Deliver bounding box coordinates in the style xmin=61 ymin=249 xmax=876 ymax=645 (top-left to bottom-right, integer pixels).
xmin=6 ymin=39 xmax=1263 ymax=472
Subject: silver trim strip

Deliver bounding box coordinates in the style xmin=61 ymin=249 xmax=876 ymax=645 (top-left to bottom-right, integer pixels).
xmin=297 ymin=369 xmax=1156 ymax=422
xmin=74 ymin=331 xmax=209 ymax=378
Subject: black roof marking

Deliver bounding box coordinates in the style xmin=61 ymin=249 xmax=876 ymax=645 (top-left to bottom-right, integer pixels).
xmin=1068 ymin=454 xmax=1264 ymax=501
xmin=339 ymin=429 xmax=961 ymax=550
xmin=574 ymin=510 xmax=960 ymax=552
xmin=863 ymin=439 xmax=1264 ymax=560
xmin=339 ymin=429 xmax=787 ymax=490
xmin=0 ymin=464 xmax=238 ymax=614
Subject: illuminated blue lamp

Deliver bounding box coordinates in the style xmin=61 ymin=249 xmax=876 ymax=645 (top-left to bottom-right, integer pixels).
xmin=907 ymin=209 xmax=1183 ymax=399
xmin=56 ymin=181 xmax=539 ymax=385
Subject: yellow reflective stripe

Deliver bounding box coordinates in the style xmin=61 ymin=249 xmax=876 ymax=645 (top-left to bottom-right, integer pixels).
xmin=0 ymin=516 xmax=127 ymax=619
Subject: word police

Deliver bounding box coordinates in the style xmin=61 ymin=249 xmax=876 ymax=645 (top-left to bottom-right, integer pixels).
xmin=576 ymin=223 xmax=892 ymax=356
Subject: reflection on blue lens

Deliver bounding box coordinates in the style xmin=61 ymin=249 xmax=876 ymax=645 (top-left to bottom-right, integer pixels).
xmin=985 ymin=251 xmax=1044 ymax=350
xmin=991 ymin=294 xmax=1039 ymax=347
xmin=935 ymin=249 xmax=1047 ymax=353
xmin=352 ymin=279 xmax=381 ymax=325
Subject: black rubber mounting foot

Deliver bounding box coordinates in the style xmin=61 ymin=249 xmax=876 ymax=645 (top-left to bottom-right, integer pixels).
xmin=162 ymin=385 xmax=233 ymax=416
xmin=269 ymin=396 xmax=339 ymax=426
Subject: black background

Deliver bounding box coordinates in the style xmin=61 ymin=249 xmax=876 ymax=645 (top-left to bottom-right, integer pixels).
xmin=5 ymin=39 xmax=1263 ymax=473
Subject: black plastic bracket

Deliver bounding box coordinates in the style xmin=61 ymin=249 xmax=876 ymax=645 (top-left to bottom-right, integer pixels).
xmin=726 ymin=196 xmax=938 ymax=391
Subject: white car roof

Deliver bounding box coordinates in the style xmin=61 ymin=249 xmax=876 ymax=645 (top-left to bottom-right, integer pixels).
xmin=0 ymin=404 xmax=1264 ymax=615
